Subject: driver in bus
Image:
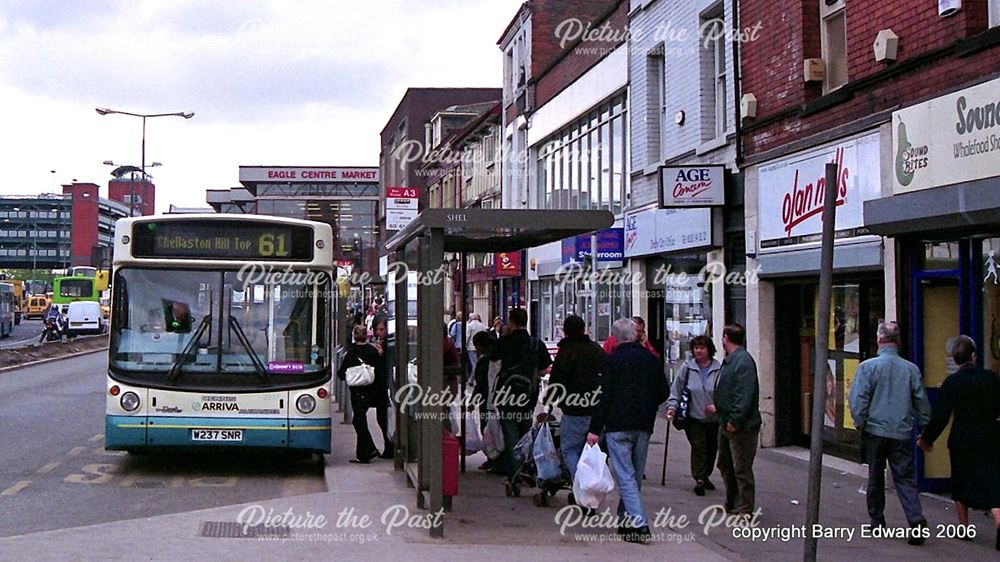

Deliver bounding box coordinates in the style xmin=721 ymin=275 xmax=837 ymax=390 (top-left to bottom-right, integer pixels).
xmin=164 ymin=301 xmax=193 ymax=333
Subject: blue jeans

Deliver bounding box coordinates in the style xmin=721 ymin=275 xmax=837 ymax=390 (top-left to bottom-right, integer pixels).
xmin=605 ymin=430 xmax=651 ymax=528
xmin=559 ymin=415 xmax=591 ymax=481
xmin=499 ymin=415 xmax=532 ymax=485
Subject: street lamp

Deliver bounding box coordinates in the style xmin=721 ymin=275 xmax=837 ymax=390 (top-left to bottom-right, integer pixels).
xmin=95 ymin=107 xmax=194 ymax=215
xmin=103 ymin=160 xmax=161 ymax=215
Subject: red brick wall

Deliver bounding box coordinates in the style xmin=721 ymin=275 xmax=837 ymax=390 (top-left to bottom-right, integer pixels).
xmin=528 ymin=0 xmax=618 ymax=80
xmin=63 ymin=183 xmax=99 ymax=267
xmin=533 ymin=0 xmax=627 ymax=109
xmin=740 ymin=0 xmax=1000 ymax=156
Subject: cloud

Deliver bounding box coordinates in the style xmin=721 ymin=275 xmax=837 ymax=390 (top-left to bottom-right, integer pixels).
xmin=0 ymin=0 xmax=524 ymax=210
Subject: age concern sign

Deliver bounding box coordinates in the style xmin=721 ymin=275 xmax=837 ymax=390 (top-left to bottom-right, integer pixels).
xmin=658 ymin=165 xmax=725 ymax=207
xmin=893 ymin=76 xmax=1000 ymax=194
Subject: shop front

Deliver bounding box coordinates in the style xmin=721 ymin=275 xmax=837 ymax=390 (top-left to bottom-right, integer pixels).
xmin=864 ymin=76 xmax=1000 ymax=492
xmin=749 ymin=130 xmax=886 ymax=457
xmin=528 ymin=228 xmax=629 ymax=348
xmin=623 ymin=205 xmax=722 ymax=379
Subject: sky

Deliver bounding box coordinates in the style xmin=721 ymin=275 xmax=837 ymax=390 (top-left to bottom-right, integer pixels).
xmin=0 ymin=0 xmax=523 ymax=212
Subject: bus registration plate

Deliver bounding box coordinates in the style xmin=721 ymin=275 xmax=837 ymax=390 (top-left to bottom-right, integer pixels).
xmin=191 ymin=429 xmax=243 ymax=441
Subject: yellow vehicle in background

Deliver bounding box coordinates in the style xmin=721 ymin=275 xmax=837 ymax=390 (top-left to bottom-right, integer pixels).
xmin=26 ymin=295 xmax=50 ymax=320
xmin=99 ymin=296 xmax=111 ymax=320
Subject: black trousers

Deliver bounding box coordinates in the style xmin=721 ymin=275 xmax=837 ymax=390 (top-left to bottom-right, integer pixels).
xmin=862 ymin=432 xmax=926 ymax=527
xmin=717 ymin=425 xmax=759 ymax=515
xmin=350 ymin=389 xmax=377 ymax=460
xmin=684 ymin=419 xmax=719 ymax=483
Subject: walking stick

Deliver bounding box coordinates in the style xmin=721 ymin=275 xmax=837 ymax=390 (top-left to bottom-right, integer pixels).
xmin=661 ymin=418 xmax=671 ymax=486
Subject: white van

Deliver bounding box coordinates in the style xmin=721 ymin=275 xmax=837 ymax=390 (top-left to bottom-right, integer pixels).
xmin=66 ymin=301 xmax=106 ymax=336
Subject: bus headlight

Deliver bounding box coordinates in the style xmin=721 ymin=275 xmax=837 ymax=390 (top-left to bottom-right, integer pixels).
xmin=120 ymin=391 xmax=140 ymax=412
xmin=296 ymin=394 xmax=316 ymax=414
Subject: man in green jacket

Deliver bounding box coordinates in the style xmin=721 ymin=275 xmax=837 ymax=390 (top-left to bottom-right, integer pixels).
xmin=714 ymin=324 xmax=761 ymax=520
xmin=849 ymin=321 xmax=931 ymax=545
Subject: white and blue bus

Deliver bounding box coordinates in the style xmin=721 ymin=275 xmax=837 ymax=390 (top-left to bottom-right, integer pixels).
xmin=106 ymin=215 xmax=334 ymax=454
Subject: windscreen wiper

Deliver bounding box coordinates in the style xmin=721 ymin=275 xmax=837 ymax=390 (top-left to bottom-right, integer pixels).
xmin=166 ymin=315 xmax=212 ymax=383
xmin=228 ymin=316 xmax=268 ymax=382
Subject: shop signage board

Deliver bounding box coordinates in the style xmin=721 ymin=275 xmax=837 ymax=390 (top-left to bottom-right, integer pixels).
xmin=892 ymin=77 xmax=1000 ymax=194
xmin=659 ymin=165 xmax=725 ymax=207
xmin=757 ymin=132 xmax=881 ymax=249
xmin=561 ymin=228 xmax=624 ymax=265
xmin=623 ymin=206 xmax=713 ymax=258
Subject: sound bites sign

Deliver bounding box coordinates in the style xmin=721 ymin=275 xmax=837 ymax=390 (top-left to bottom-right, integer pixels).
xmin=892 ymin=76 xmax=1000 ymax=194
xmin=659 ymin=165 xmax=725 ymax=207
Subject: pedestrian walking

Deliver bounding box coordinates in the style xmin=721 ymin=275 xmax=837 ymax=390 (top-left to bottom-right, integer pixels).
xmin=714 ymin=324 xmax=761 ymax=522
xmin=337 ymin=324 xmax=382 ymax=463
xmin=545 ymin=315 xmax=604 ymax=486
xmin=466 ymin=312 xmax=488 ymax=375
xmin=495 ymin=307 xmax=552 ymax=496
xmin=587 ymin=318 xmax=669 ymax=544
xmin=849 ymin=321 xmax=931 ymax=545
xmin=918 ymin=335 xmax=1000 ymax=550
xmin=370 ymin=318 xmax=394 ymax=459
xmin=665 ymin=335 xmax=723 ymax=496
xmin=602 ymin=316 xmax=660 ymax=359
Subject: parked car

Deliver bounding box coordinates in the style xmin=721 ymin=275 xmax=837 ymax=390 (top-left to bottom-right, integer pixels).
xmin=66 ymin=301 xmax=106 ymax=336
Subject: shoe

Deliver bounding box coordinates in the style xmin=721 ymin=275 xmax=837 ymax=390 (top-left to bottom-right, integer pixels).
xmin=907 ymin=521 xmax=927 ymax=546
xmin=622 ymin=526 xmax=650 ymax=544
xmin=479 ymin=459 xmax=493 ymax=471
xmin=380 ymin=448 xmax=394 ymax=459
xmin=567 ymin=492 xmax=576 ymax=506
xmin=693 ymin=482 xmax=706 ymax=496
xmin=703 ymin=479 xmax=716 ymax=491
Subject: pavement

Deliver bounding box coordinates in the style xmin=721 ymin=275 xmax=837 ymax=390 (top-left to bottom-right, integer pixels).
xmin=2 ymin=403 xmax=998 ymax=561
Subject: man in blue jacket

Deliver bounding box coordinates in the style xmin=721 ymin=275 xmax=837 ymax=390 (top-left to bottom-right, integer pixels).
xmin=849 ymin=321 xmax=931 ymax=545
xmin=587 ymin=318 xmax=669 ymax=544
xmin=714 ymin=323 xmax=762 ymax=521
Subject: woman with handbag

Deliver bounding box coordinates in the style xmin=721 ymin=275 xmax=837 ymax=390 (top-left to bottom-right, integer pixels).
xmin=665 ymin=335 xmax=723 ymax=496
xmin=337 ymin=324 xmax=381 ymax=463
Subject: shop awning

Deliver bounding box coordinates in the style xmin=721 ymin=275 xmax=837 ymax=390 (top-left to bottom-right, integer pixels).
xmin=384 ymin=208 xmax=615 ymax=253
xmin=863 ymin=176 xmax=1000 ymax=236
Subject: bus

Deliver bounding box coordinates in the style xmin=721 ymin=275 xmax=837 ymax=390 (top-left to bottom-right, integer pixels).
xmin=106 ymin=215 xmax=334 ymax=455
xmin=9 ymin=279 xmax=24 ymax=324
xmin=68 ymin=266 xmax=97 ymax=278
xmin=0 ymin=283 xmax=13 ymax=337
xmin=25 ymin=279 xmax=49 ymax=296
xmin=52 ymin=276 xmax=100 ymax=307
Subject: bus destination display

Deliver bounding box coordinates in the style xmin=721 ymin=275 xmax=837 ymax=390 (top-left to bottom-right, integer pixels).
xmin=132 ymin=221 xmax=314 ymax=261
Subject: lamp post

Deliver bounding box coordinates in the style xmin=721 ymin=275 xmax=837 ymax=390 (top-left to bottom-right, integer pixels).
xmin=353 ymin=233 xmax=364 ymax=305
xmin=95 ymin=107 xmax=194 ymax=216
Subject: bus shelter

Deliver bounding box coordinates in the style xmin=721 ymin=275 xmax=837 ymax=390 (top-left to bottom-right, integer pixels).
xmin=383 ymin=208 xmax=614 ymax=537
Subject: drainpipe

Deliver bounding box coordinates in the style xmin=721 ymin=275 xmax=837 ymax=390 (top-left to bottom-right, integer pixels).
xmin=731 ymin=0 xmax=743 ymax=166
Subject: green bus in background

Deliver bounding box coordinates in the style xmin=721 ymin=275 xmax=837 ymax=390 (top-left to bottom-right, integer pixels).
xmin=52 ymin=276 xmax=100 ymax=306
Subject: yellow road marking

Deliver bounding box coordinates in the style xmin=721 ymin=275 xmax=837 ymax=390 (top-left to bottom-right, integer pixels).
xmin=1 ymin=481 xmax=32 ymax=496
xmin=35 ymin=462 xmax=61 ymax=474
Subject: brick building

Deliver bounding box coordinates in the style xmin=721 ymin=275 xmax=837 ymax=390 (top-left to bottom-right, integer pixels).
xmin=501 ymin=0 xmax=631 ymax=344
xmin=739 ymin=0 xmax=1000 ymax=480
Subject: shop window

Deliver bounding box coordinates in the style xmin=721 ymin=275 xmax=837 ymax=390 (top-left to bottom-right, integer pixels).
xmin=700 ymin=4 xmax=727 ymax=141
xmin=820 ymin=0 xmax=848 ymax=93
xmin=645 ymin=48 xmax=665 ymax=164
xmin=991 ymin=0 xmax=1000 ymax=28
xmin=922 ymin=241 xmax=960 ymax=270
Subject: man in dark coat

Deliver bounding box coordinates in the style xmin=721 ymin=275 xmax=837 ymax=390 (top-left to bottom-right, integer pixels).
xmin=714 ymin=323 xmax=761 ymax=521
xmin=587 ymin=318 xmax=668 ymax=544
xmin=918 ymin=335 xmax=1000 ymax=551
xmin=545 ymin=315 xmax=604 ymax=483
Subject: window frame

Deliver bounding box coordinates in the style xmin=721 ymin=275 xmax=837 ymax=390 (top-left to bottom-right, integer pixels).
xmin=820 ymin=0 xmax=848 ymax=93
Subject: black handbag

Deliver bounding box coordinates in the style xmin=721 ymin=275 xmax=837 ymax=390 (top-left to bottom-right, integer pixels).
xmin=672 ymin=367 xmax=691 ymax=431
